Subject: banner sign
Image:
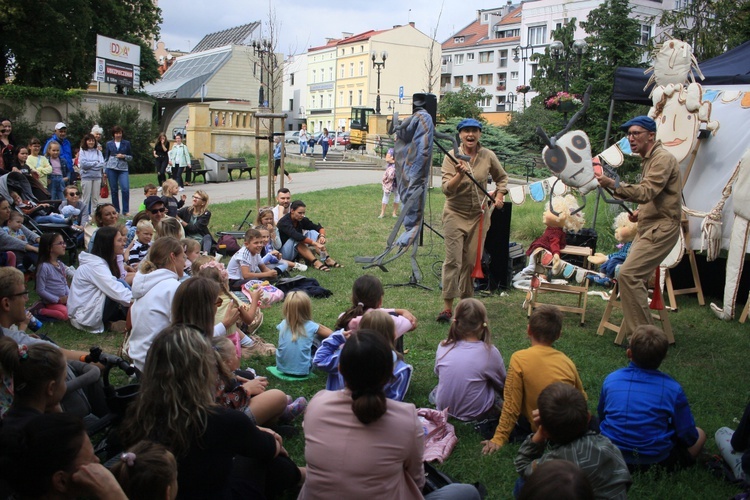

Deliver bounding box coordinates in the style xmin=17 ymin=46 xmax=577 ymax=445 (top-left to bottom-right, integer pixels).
xmin=96 ymin=35 xmax=141 ymax=66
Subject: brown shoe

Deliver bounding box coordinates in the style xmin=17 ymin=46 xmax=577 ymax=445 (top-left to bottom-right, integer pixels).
xmin=241 ymin=335 xmax=276 ymax=358
xmin=107 ymin=320 xmax=128 ymax=333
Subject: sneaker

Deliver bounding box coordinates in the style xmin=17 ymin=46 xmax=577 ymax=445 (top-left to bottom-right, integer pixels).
xmin=280 ymin=396 xmax=308 ymax=423
xmin=436 ymin=309 xmax=452 ymax=323
xmin=322 ymin=158 xmax=327 ymax=162
xmin=293 ymin=262 xmax=308 ymax=272
xmin=242 ymin=335 xmax=276 ymax=357
xmin=107 ymin=320 xmax=128 ymax=333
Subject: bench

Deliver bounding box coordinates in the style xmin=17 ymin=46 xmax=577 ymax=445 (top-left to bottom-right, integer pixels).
xmin=189 ymin=159 xmax=210 ymax=184
xmin=226 ymin=157 xmax=254 ymax=181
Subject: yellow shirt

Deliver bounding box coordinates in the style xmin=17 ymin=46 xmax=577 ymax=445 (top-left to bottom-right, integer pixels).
xmin=28 ymin=154 xmax=53 ymax=186
xmin=491 ymin=344 xmax=586 ymax=446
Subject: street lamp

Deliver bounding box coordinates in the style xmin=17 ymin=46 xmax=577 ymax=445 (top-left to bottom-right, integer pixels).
xmin=506 ymin=92 xmax=515 ymax=112
xmin=387 ymin=99 xmax=396 ymax=111
xmin=513 ymin=42 xmax=534 ymax=110
xmin=549 ymin=39 xmax=587 ymax=120
xmin=252 ymin=39 xmax=276 ymax=109
xmin=371 ymin=51 xmax=387 ymax=115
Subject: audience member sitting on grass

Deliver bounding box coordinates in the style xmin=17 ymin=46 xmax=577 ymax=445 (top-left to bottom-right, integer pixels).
xmin=517 ymin=460 xmax=594 ymax=500
xmin=277 ymin=200 xmax=342 ymax=272
xmin=85 ymin=202 xmax=119 ymax=251
xmin=226 ymin=228 xmax=280 ymax=291
xmin=68 ymin=226 xmax=132 ymax=334
xmin=433 ymin=298 xmax=505 ymax=438
xmin=143 ymin=196 xmax=168 ymax=229
xmin=127 ymin=237 xmax=185 ymax=372
xmin=0 ymin=413 xmax=128 ymax=500
xmin=514 ymin=383 xmax=631 ymax=499
xmin=482 ymin=304 xmax=587 ymax=455
xmin=119 ymin=324 xmax=303 ymax=499
xmin=137 ymin=183 xmax=157 ymax=212
xmin=272 ymin=188 xmax=291 ymax=223
xmin=171 ymin=276 xmax=241 ymax=340
xmin=124 ymin=220 xmax=154 ymax=270
xmin=598 ymin=325 xmax=706 ymax=472
xmin=301 ymin=329 xmax=480 ymax=500
xmin=177 ymin=190 xmax=213 ymax=254
xmin=276 ymin=290 xmax=333 ymax=377
xmin=155 ymin=216 xmax=184 ymax=241
xmin=110 ymin=441 xmax=178 ymax=500
xmin=0 ymin=197 xmax=39 ymax=271
xmin=34 ymin=232 xmax=74 ymax=321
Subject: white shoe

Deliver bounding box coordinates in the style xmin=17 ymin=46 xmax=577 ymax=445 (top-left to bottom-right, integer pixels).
xmin=294 ymin=262 xmax=308 ymax=272
xmin=179 ymin=187 xmax=185 ymax=192
xmin=323 ymin=158 xmax=327 ymax=162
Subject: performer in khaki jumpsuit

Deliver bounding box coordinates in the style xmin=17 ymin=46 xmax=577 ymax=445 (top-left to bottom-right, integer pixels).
xmin=438 ymin=119 xmax=508 ymax=322
xmin=596 ymin=116 xmax=682 ymax=340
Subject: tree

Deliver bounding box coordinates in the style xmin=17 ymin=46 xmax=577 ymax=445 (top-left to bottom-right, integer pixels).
xmin=658 ymin=0 xmax=750 ymax=61
xmin=1 ymin=0 xmax=162 ymax=90
xmin=423 ymin=4 xmax=444 ymax=93
xmin=437 ymin=85 xmax=489 ymax=120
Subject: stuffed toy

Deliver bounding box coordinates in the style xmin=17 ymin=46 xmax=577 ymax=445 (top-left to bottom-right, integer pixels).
xmin=523 ymin=194 xmax=585 ymax=277
xmin=587 ymin=212 xmax=637 ymax=287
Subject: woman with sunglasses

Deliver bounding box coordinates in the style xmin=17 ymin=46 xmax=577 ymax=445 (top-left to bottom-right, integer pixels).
xmin=177 ymin=189 xmax=214 ymax=254
xmin=78 ymin=133 xmax=105 ymax=222
xmin=69 ymin=226 xmax=132 ymax=333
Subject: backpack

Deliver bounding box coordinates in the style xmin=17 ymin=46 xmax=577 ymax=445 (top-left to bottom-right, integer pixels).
xmin=217 ymin=234 xmax=241 ymax=255
xmin=275 ymin=275 xmax=332 ymax=298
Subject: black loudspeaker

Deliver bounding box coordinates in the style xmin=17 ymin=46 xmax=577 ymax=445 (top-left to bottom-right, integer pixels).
xmin=564 ymin=228 xmax=598 ymax=267
xmin=481 ymin=204 xmax=513 ymax=290
xmin=413 ymin=93 xmax=437 ymax=125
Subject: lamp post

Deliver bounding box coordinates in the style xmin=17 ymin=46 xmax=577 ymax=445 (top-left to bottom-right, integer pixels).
xmin=387 ymin=99 xmax=396 ymax=111
xmin=371 ymin=51 xmax=387 ymax=115
xmin=252 ymin=39 xmax=276 ymax=109
xmin=506 ymin=92 xmax=515 ymax=112
xmin=549 ymin=39 xmax=587 ymax=121
xmin=512 ymin=42 xmax=534 ymax=110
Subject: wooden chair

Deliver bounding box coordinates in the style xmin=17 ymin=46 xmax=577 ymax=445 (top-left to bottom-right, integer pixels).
xmin=740 ymin=294 xmax=749 ymax=324
xmin=663 ymin=219 xmax=705 ymax=312
xmin=597 ymin=267 xmax=675 ymax=345
xmin=527 ymin=245 xmax=593 ymax=326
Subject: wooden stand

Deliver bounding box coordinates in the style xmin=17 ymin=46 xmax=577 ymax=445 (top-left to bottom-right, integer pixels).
xmin=527 ymin=246 xmax=592 ymax=326
xmin=597 ymin=273 xmax=675 ymax=346
xmin=664 ymin=219 xmax=705 ymax=312
xmin=740 ymin=295 xmax=749 ymax=324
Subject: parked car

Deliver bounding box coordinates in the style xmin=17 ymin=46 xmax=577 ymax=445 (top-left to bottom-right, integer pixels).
xmin=172 ymin=127 xmax=186 ymax=139
xmin=334 ymin=132 xmax=350 ymax=148
xmin=284 ymin=131 xmax=299 ymax=144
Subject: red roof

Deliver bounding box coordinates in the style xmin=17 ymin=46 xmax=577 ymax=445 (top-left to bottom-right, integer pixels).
xmin=441 ymin=6 xmax=522 ymax=50
xmin=336 ymin=29 xmax=388 ymax=46
xmin=308 ymin=38 xmax=342 ymax=53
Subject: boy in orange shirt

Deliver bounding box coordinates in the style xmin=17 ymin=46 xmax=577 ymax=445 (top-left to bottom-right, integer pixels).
xmin=482 ymin=304 xmax=586 ymax=454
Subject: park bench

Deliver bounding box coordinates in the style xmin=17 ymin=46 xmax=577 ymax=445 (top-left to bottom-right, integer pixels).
xmin=226 ymin=157 xmax=254 ymax=181
xmin=189 ymin=159 xmax=210 ymax=184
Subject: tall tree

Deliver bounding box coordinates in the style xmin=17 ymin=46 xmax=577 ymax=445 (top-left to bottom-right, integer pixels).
xmin=2 ymin=0 xmax=162 ymax=89
xmin=658 ymin=0 xmax=750 ymax=61
xmin=437 ymin=84 xmax=489 ymax=120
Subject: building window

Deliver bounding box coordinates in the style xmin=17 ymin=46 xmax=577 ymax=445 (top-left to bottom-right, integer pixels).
xmin=478 ymin=96 xmax=492 ymax=107
xmin=340 ymin=64 xmax=345 ymax=78
xmin=349 ymin=63 xmax=354 ymax=77
xmin=360 ymin=45 xmax=364 ymax=52
xmin=348 ymin=91 xmax=353 ymax=106
xmin=290 ymin=73 xmax=295 ymax=85
xmin=319 ymin=95 xmax=323 ymax=108
xmin=453 ymin=36 xmax=464 ymax=43
xmin=311 ymin=69 xmax=316 ymax=83
xmin=359 ymin=61 xmax=364 ymax=76
xmin=442 ymin=55 xmax=452 ymax=64
xmin=498 ymin=50 xmax=508 ymax=68
xmin=329 ymin=67 xmax=333 ymax=80
xmin=358 ymin=89 xmax=363 ymax=105
xmin=639 ymin=24 xmax=652 ymax=45
xmin=478 ymin=74 xmax=492 ymax=85
xmin=479 ymin=51 xmax=493 ymax=63
xmin=289 ymin=98 xmax=294 ymax=111
xmin=510 ymin=71 xmax=519 ymax=80
xmin=466 ymin=75 xmax=473 ymax=83
xmin=339 ymin=91 xmax=344 ymax=106
xmin=467 ymin=53 xmax=475 ymax=61
xmin=528 ymin=25 xmax=547 ymax=45
xmin=454 ymin=76 xmax=463 ymax=87
xmin=454 ymin=54 xmax=464 ymax=65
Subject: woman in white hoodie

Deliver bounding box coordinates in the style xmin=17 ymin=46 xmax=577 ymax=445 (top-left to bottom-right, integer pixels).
xmin=68 ymin=226 xmax=132 ymax=333
xmin=127 ymin=237 xmax=185 ymax=372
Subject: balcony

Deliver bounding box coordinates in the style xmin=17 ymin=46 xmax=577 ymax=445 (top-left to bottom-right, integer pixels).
xmin=440 ymin=84 xmax=451 ymax=94
xmin=441 ymin=61 xmax=453 ymax=74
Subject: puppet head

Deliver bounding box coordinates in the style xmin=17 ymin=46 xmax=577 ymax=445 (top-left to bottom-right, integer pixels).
xmin=544 ymin=195 xmax=585 ymax=232
xmin=613 ymin=212 xmax=637 ymax=243
xmin=644 ymin=38 xmax=703 ymax=93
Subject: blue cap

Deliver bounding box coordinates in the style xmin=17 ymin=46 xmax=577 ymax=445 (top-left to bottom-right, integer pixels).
xmin=457 ymin=118 xmax=483 ymax=132
xmin=620 ymin=116 xmax=656 ymax=132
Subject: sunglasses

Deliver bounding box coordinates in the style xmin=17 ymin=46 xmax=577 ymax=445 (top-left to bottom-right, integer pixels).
xmin=150 ymin=207 xmax=167 ymax=214
xmin=67 ymin=192 xmax=80 ymax=196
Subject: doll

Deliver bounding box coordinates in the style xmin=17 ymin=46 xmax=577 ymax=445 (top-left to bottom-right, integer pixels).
xmin=522 ymin=194 xmax=585 ymax=277
xmin=586 ymin=212 xmax=637 ymax=287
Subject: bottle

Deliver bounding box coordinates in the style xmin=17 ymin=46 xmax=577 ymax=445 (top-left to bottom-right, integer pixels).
xmin=27 ymin=311 xmax=43 ymax=332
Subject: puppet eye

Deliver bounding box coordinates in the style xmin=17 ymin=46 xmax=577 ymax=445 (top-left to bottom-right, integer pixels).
xmin=686 ymin=115 xmax=692 ymax=120
xmin=571 ymin=134 xmax=587 ymax=150
xmin=566 ymin=147 xmax=582 ymax=164
xmin=544 ymin=146 xmax=566 ymax=174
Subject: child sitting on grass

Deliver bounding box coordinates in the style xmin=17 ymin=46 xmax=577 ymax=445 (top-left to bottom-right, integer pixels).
xmin=276 ymin=290 xmax=332 ymax=377
xmin=160 ymin=179 xmax=185 ymax=217
xmin=226 ymin=228 xmax=279 ymax=291
xmin=125 ymin=220 xmax=154 ymax=270
xmin=514 ymin=383 xmax=631 ymax=499
xmin=314 ymin=309 xmax=413 ymax=401
xmin=433 ymin=298 xmax=505 ymax=438
xmin=138 ymin=184 xmax=158 ymax=212
xmin=598 ymin=325 xmax=706 ymax=472
xmin=482 ymin=304 xmax=587 ymax=455
xmin=111 ymin=441 xmax=178 ymax=500
xmin=181 ymin=238 xmax=201 ymax=278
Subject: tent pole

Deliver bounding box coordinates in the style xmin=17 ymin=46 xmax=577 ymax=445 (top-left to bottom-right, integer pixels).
xmin=592 ymin=97 xmax=617 ymax=229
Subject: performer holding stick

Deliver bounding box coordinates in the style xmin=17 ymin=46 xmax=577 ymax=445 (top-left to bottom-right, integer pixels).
xmin=438 ymin=119 xmax=508 ymax=323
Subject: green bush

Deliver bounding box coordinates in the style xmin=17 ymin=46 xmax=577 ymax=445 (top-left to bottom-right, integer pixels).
xmin=65 ymin=103 xmax=158 ymax=174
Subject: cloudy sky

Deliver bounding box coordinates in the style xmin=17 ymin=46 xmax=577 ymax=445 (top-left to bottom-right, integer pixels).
xmin=157 ymin=0 xmax=508 ymax=55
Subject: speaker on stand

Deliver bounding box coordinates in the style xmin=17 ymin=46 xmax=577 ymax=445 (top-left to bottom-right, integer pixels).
xmin=481 ymin=203 xmax=513 ymax=290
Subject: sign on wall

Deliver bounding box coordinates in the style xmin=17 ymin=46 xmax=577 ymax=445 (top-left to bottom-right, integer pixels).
xmin=95 ymin=35 xmax=141 ymax=88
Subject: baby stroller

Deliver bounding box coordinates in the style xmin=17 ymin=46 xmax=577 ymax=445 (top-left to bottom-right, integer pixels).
xmin=0 ymin=172 xmax=80 ymax=264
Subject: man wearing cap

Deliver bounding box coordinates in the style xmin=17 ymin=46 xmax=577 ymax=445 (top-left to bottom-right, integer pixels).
xmin=43 ymin=122 xmax=74 ymax=182
xmin=144 ymin=196 xmax=168 ymax=227
xmin=595 ymin=115 xmax=682 ymax=340
xmin=438 ymin=118 xmax=508 ymax=323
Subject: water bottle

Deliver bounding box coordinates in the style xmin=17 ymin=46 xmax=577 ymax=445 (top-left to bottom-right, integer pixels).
xmin=27 ymin=311 xmax=43 ymax=332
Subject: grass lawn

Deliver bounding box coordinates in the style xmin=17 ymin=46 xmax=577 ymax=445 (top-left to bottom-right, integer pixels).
xmin=36 ymin=184 xmax=749 ymax=499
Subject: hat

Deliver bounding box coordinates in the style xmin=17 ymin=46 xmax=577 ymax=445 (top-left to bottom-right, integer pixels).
xmin=145 ymin=196 xmax=165 ymax=211
xmin=620 ymin=116 xmax=656 ymax=133
xmin=457 ymin=118 xmax=483 ymax=132
xmin=55 ymin=122 xmax=67 ymax=130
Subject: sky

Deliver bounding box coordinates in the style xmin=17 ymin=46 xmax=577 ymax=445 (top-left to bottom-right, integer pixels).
xmin=156 ymin=0 xmax=509 ymax=56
